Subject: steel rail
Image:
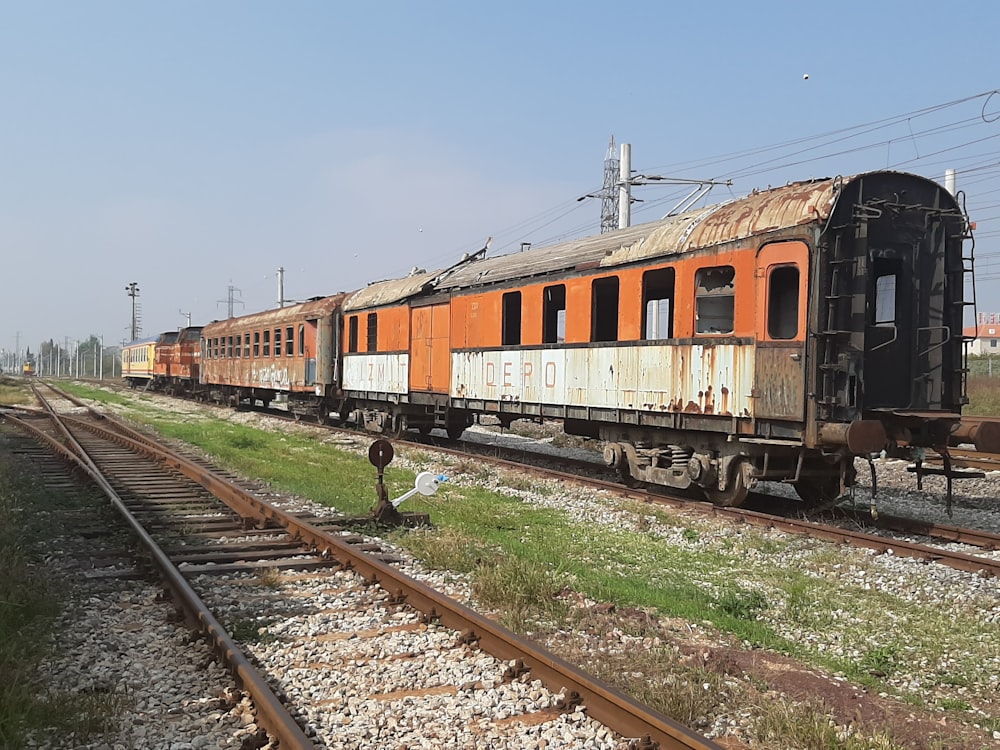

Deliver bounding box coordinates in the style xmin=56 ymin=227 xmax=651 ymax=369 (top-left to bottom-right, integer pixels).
xmin=2 ymin=407 xmax=318 ymax=749
xmin=835 ymin=508 xmax=1000 ymax=550
xmin=406 ymin=439 xmax=1000 ymax=578
xmin=45 ymin=380 xmax=1000 ymax=581
xmin=40 ymin=409 xmax=723 ymax=748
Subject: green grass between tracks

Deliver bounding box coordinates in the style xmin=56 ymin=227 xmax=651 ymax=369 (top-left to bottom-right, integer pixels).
xmin=44 ymin=381 xmax=1000 ymax=747
xmin=0 ymin=448 xmax=129 ymax=745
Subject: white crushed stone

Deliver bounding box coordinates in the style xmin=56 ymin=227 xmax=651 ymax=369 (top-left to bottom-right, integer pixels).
xmin=40 ymin=388 xmax=1000 ymax=745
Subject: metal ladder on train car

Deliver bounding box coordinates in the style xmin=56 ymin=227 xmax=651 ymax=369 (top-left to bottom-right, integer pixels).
xmin=954 ymin=209 xmax=978 ymax=406
xmin=816 ymin=225 xmax=865 ymax=419
xmin=913 ymin=202 xmax=979 ymax=516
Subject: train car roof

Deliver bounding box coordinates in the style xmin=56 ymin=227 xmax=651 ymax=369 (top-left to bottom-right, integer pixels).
xmin=177 ymin=326 xmax=203 ymax=343
xmin=201 ymin=293 xmax=348 ymax=335
xmin=123 ymin=337 xmax=157 ymax=348
xmin=432 ymin=177 xmax=844 ymax=292
xmin=343 ymin=268 xmax=441 ymax=312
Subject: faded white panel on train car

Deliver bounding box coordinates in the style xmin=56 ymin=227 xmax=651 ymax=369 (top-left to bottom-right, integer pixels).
xmin=564 ymin=348 xmax=590 ymax=406
xmin=520 ymin=350 xmax=567 ymax=404
xmin=569 ymin=346 xmax=642 ymax=408
xmin=454 ymin=344 xmax=754 ymax=416
xmin=250 ymin=363 xmax=292 ymax=390
xmin=343 ymin=353 xmax=409 ymax=394
xmin=452 ymin=350 xmax=529 ymax=402
xmin=647 ymin=343 xmax=754 ymax=416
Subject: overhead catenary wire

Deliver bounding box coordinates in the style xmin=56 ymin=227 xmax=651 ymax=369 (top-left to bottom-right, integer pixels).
xmin=386 ymin=89 xmax=1000 ymax=298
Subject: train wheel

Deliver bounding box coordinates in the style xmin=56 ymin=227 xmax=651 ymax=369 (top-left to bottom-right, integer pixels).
xmin=794 ymin=477 xmax=842 ymax=508
xmin=388 ymin=414 xmax=408 ymax=438
xmin=704 ymin=461 xmax=749 ymax=507
xmin=417 ymin=423 xmax=433 ymax=436
xmin=794 ymin=461 xmax=854 ymax=511
xmin=445 ymin=412 xmax=468 ymax=440
xmin=618 ymin=463 xmax=644 ymax=489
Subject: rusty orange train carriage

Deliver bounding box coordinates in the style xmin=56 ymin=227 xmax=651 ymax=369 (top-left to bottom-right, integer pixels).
xmin=199 ymin=294 xmax=348 ymax=421
xmin=141 ymin=170 xmax=973 ymax=509
xmin=153 ymin=326 xmax=203 ymax=394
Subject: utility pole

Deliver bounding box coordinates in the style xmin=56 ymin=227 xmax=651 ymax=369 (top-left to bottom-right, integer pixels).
xmin=179 ymin=310 xmax=191 ymax=327
xmin=278 ymin=267 xmax=286 ymax=308
xmin=618 ymin=142 xmax=631 ymax=230
xmin=125 ymin=282 xmax=141 ymax=341
xmin=217 ymin=283 xmax=244 ymax=319
xmin=577 ymin=136 xmax=621 ymax=234
xmin=613 ymin=142 xmax=732 ymax=229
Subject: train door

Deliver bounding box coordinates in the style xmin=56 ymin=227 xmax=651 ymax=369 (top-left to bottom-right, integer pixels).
xmin=864 ymin=249 xmax=913 ymax=408
xmin=410 ymin=303 xmax=450 ymax=392
xmin=753 ymin=241 xmax=808 ymax=420
xmin=306 ymin=319 xmax=321 ymax=385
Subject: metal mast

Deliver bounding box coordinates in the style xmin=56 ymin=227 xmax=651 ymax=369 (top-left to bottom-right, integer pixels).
xmin=125 ymin=282 xmax=141 ymax=341
xmin=217 ymin=283 xmax=244 ymax=319
xmin=577 ymin=136 xmax=622 ymax=234
xmin=600 ymin=136 xmax=619 ymax=233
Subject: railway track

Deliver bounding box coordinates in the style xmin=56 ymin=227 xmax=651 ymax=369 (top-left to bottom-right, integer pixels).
xmin=61 ymin=379 xmax=1000 ymax=577
xmin=936 ymin=446 xmax=1000 ymax=473
xmin=1 ymin=382 xmax=724 ymax=750
xmin=406 ymin=428 xmax=1000 ymax=578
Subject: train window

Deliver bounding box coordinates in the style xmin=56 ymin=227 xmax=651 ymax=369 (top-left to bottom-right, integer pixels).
xmin=767 ymin=266 xmax=799 ymax=339
xmin=244 ymin=333 xmax=250 ymax=358
xmin=263 ymin=330 xmax=271 ymax=357
xmin=874 ymin=268 xmax=899 ymax=327
xmin=591 ymin=277 xmax=619 ymax=342
xmin=348 ymin=316 xmax=359 ymax=353
xmin=227 ymin=336 xmax=234 ymax=358
xmin=367 ymin=313 xmax=378 ymax=352
xmin=502 ymin=291 xmax=522 ymax=346
xmin=542 ymin=285 xmax=566 ymax=344
xmin=253 ymin=331 xmax=260 ymax=357
xmin=286 ymin=326 xmax=294 ymax=356
xmin=274 ymin=328 xmax=282 ymax=357
xmin=298 ymin=325 xmax=304 ymax=356
xmin=235 ymin=335 xmax=242 ymax=358
xmin=695 ymin=266 xmax=735 ymax=334
xmin=642 ymin=268 xmax=675 ymax=340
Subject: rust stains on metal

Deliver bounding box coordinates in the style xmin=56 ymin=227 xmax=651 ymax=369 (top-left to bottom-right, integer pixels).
xmin=204 ymin=294 xmax=347 ymax=337
xmin=348 ymin=177 xmax=847 ymax=302
xmin=605 ymin=178 xmax=839 ymax=267
xmin=344 ymin=270 xmax=440 ymax=311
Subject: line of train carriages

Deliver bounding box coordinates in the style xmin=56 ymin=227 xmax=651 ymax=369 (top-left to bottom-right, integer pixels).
xmin=122 ymin=170 xmax=976 ymax=509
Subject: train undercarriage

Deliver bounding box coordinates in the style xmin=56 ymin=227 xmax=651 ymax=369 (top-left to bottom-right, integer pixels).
xmin=141 ymin=373 xmax=970 ymax=511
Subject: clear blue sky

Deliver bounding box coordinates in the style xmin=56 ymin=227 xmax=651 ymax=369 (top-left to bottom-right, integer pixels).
xmin=2 ymin=1 xmax=999 ymax=354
